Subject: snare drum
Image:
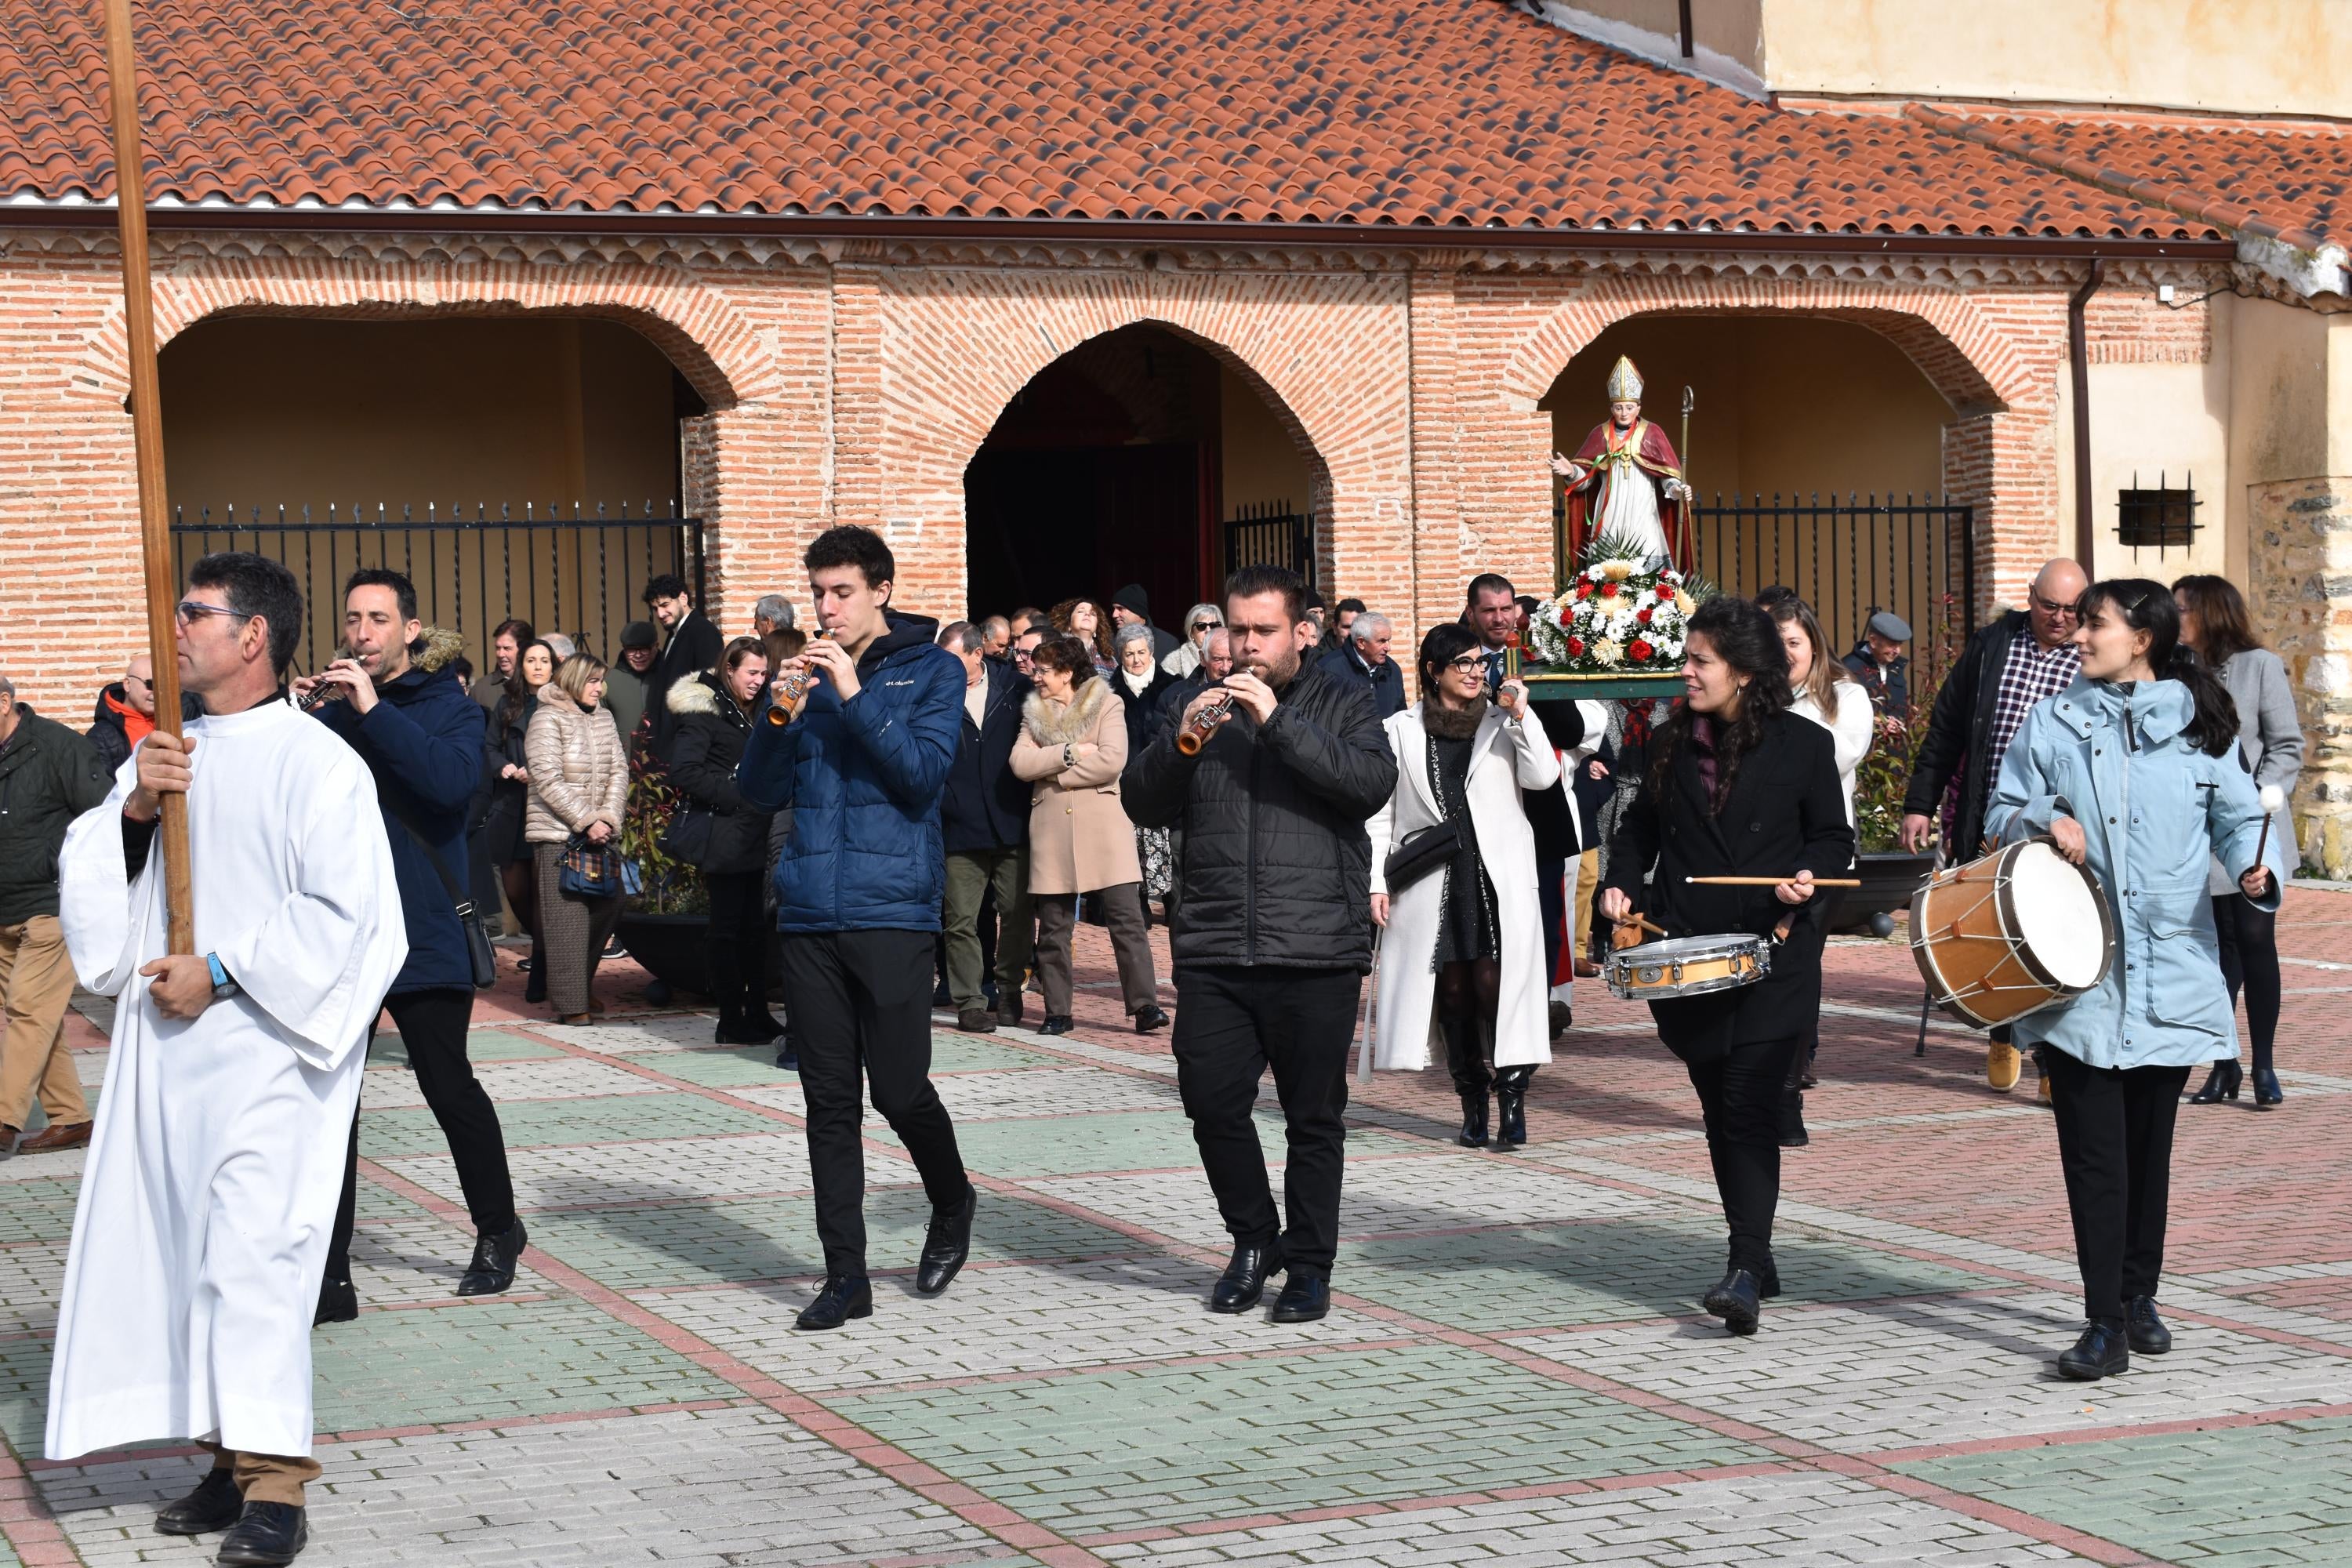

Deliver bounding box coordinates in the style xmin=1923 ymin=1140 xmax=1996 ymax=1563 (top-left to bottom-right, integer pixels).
xmin=1910 ymin=839 xmax=2116 ymax=1027
xmin=1606 ymin=934 xmax=1772 ymax=1001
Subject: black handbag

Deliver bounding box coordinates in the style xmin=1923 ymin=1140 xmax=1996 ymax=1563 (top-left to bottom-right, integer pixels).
xmin=661 ymin=804 xmax=714 ymax=865
xmin=392 ymin=818 xmax=497 ymax=990
xmin=1383 ymin=820 xmax=1462 ymax=892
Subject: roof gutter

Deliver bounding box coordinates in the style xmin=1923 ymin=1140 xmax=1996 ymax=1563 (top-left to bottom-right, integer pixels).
xmin=0 ymin=200 xmax=2238 ymax=261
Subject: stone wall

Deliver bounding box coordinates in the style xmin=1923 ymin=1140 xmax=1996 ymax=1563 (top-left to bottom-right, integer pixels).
xmin=2248 ymin=476 xmax=2352 ymax=876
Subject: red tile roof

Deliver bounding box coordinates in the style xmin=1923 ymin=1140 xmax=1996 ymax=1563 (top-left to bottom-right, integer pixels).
xmin=0 ymin=0 xmax=2220 ymax=238
xmin=1911 ymin=107 xmax=2350 ymax=251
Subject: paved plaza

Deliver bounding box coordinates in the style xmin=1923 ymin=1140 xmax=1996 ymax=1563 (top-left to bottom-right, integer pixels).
xmin=2 ymin=892 xmax=2348 ymax=1566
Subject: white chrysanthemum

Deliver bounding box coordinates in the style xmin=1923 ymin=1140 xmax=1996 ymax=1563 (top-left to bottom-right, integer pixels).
xmin=1592 ymin=637 xmax=1624 ymax=666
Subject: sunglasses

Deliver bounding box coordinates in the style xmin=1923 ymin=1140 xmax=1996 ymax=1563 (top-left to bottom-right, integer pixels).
xmin=1191 ymin=620 xmax=1221 ymax=632
xmin=174 ymin=600 xmax=254 ymax=626
xmin=2028 ymin=590 xmax=2082 ymax=619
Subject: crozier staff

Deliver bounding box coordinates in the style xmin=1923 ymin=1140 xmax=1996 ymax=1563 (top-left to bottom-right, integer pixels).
xmin=1599 ymin=596 xmax=1853 ymax=1338
xmin=50 ymin=553 xmax=407 ymax=1564
xmin=1987 ymin=579 xmax=2275 ymax=1383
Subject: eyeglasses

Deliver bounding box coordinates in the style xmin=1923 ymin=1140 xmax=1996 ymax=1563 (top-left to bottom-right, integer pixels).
xmin=174 ymin=600 xmax=254 ymax=626
xmin=1443 ymin=655 xmax=1486 ymax=674
xmin=2028 ymin=590 xmax=2082 ymax=619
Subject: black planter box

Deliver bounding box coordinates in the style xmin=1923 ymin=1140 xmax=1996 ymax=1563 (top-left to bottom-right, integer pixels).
xmin=615 ymin=911 xmax=712 ymax=998
xmin=1834 ymin=850 xmax=1936 ymax=935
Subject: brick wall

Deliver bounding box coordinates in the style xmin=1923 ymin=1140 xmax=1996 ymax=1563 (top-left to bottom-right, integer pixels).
xmin=2247 ymin=475 xmax=2352 ymax=877
xmin=2 ymin=241 xmax=2098 ymax=718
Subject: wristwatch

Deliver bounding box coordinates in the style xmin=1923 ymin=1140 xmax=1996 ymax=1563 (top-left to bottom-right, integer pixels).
xmin=204 ymin=952 xmax=240 ymax=1000
xmin=1062 ymin=742 xmax=1075 ymax=769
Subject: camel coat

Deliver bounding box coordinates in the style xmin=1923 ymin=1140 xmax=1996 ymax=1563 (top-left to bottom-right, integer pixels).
xmin=1367 ymin=700 xmax=1562 ymax=1071
xmin=1011 ymin=677 xmax=1143 ymax=895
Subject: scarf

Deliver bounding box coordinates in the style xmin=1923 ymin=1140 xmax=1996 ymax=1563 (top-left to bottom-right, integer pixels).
xmin=1421 ymin=695 xmax=1488 ymax=740
xmin=104 ymin=689 xmax=157 ymax=750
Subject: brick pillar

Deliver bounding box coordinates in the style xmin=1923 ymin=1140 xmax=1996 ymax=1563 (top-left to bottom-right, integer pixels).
xmin=2249 ymin=477 xmax=2352 ymax=877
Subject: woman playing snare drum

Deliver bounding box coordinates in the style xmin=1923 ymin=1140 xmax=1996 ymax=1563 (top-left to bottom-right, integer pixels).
xmin=1988 ymin=579 xmax=2274 ymax=1382
xmin=1599 ymin=597 xmax=1854 ymax=1336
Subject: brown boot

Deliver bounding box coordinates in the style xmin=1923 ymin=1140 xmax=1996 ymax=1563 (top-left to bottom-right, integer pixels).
xmin=17 ymin=1122 xmax=90 ymax=1154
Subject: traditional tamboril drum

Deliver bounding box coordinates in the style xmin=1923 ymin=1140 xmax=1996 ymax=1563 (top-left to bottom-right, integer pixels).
xmin=1910 ymin=839 xmax=2115 ymax=1028
xmin=1606 ymin=934 xmax=1772 ymax=1001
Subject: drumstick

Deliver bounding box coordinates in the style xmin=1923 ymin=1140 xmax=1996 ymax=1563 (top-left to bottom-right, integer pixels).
xmin=1615 ymin=915 xmax=1669 ymax=938
xmin=1685 ymin=876 xmax=1863 ymax=887
xmin=2253 ymin=784 xmax=2285 ymax=872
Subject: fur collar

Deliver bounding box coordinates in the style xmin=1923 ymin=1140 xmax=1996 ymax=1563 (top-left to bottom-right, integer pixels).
xmin=666 ymin=672 xmax=720 ymax=716
xmin=1022 ymin=675 xmax=1115 ymax=746
xmin=1421 ymin=695 xmax=1490 ymax=741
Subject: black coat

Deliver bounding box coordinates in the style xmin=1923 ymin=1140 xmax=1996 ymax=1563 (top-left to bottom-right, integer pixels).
xmin=1124 ymin=658 xmax=1397 ymax=972
xmin=665 ymin=673 xmax=772 ymax=876
xmin=85 ymin=684 xmax=199 ymax=775
xmin=1843 ymin=646 xmax=1911 ymax=718
xmin=1900 ymin=609 xmax=2031 ymax=857
xmin=0 ymin=706 xmax=111 ymax=924
xmin=1115 ymin=666 xmax=1181 ymax=761
xmin=1602 ymin=710 xmax=1855 ymax=1062
xmin=1316 ymin=642 xmax=1406 ymax=721
xmin=647 ymin=608 xmax=726 ymax=757
xmin=941 ymin=659 xmax=1032 ymax=853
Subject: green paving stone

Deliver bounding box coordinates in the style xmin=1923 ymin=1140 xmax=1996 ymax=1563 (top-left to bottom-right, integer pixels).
xmin=926 ymin=1035 xmax=1062 ymax=1074
xmin=649 ymin=1045 xmax=800 ymax=1089
xmin=891 ymin=1111 xmax=1421 ymax=1179
xmin=1898 ymin=1416 xmax=2352 ymax=1566
xmin=360 ymin=1092 xmax=775 ymax=1157
xmin=0 ymin=1179 xmax=84 ymax=1246
xmin=831 ymin=1341 xmax=1762 ymax=1532
xmin=351 ymin=1176 xmax=431 ymax=1222
xmin=0 ymin=1298 xmax=734 ymax=1451
xmin=1339 ymin=1216 xmax=1991 ymax=1330
xmin=370 ymin=1029 xmax=561 ymax=1063
xmin=530 ymin=1188 xmax=1141 ymax=1290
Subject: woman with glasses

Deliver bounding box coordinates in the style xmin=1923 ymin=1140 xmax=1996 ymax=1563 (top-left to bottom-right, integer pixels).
xmin=1162 ymin=604 xmax=1224 ymax=678
xmin=2174 ymin=575 xmax=2302 ymax=1109
xmin=1367 ymin=624 xmax=1559 ymax=1148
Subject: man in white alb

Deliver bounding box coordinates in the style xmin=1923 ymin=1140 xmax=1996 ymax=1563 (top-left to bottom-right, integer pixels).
xmin=50 ymin=552 xmax=405 ymax=1567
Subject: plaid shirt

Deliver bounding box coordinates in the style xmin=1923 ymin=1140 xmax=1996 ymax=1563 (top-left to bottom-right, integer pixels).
xmin=1984 ymin=634 xmax=2082 ymax=787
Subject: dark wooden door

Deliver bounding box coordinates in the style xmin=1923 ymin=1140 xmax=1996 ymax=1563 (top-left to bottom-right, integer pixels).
xmin=964 ymin=443 xmax=1203 ymax=625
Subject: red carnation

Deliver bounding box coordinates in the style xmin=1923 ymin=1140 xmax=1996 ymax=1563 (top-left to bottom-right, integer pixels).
xmin=1574 ymin=581 xmax=1594 ymax=600
xmin=1565 ymin=636 xmax=1586 ymax=657
xmin=1657 ymin=584 xmax=1675 ymax=601
xmin=1597 ymin=581 xmax=1617 ymax=598
xmin=1628 ymin=637 xmax=1654 ymax=662
xmin=1635 ymin=605 xmax=1653 ymax=624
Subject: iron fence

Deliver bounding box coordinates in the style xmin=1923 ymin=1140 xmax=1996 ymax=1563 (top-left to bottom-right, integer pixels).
xmin=169 ymin=502 xmax=706 ymax=677
xmin=1223 ymin=500 xmax=1317 ymax=589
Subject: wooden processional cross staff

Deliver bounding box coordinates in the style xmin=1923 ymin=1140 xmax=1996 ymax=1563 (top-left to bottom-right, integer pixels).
xmin=100 ymin=0 xmax=195 ymax=954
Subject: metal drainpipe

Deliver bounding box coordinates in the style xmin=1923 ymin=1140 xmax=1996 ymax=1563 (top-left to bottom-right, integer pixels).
xmin=2068 ymin=257 xmax=2106 ymax=567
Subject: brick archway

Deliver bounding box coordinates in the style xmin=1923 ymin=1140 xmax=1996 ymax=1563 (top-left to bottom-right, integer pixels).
xmin=67 ymin=259 xmax=778 ymax=409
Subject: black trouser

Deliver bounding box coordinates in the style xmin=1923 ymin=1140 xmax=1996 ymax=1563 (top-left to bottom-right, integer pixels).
xmin=780 ymin=929 xmax=970 ymax=1279
xmin=2042 ymin=1046 xmax=2190 ymax=1326
xmin=326 ymin=988 xmax=517 ymax=1280
xmin=1171 ymin=964 xmax=1358 ymax=1276
xmin=705 ymin=870 xmax=771 ymax=1025
xmin=2212 ymin=893 xmax=2281 ymax=1076
xmin=1686 ymin=1033 xmax=1803 ymax=1274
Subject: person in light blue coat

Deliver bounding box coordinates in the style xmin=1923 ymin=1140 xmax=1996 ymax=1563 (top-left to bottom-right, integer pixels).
xmin=1990 ymin=578 xmax=2278 ymax=1384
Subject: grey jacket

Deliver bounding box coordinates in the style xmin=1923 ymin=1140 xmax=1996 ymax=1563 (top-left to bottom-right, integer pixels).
xmin=2208 ymin=647 xmax=2303 ymax=891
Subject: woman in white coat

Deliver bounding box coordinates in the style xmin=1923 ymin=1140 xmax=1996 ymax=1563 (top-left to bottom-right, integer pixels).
xmin=1369 ymin=623 xmax=1562 ymax=1148
xmin=1766 ymin=597 xmax=1872 ymax=1145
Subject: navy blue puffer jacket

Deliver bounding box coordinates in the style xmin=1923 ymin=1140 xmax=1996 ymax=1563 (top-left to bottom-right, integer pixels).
xmin=736 ymin=612 xmax=963 ymax=934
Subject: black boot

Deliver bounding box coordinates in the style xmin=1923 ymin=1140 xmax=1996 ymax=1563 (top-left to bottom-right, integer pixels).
xmin=154 ymin=1468 xmax=242 ymax=1534
xmin=1777 ymin=1084 xmax=1809 ymax=1148
xmin=2188 ymin=1062 xmax=2241 ymax=1104
xmin=1208 ymin=1240 xmax=1283 ymax=1313
xmin=1494 ymin=1066 xmax=1533 ymax=1147
xmin=216 ymin=1501 xmax=308 ymax=1566
xmin=1454 ymin=1090 xmax=1489 ymax=1149
xmin=1442 ymin=1014 xmax=1490 ymax=1148
xmin=2252 ymin=1065 xmax=2285 ymax=1107
xmin=1703 ymin=1268 xmax=1762 ymax=1336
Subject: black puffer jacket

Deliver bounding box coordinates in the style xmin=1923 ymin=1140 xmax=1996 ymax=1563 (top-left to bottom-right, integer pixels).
xmin=1124 ymin=659 xmax=1396 ymax=972
xmin=666 ymin=673 xmax=772 ymax=876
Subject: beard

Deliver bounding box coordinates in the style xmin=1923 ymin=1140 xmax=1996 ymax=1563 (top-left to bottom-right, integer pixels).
xmin=1244 ymin=641 xmax=1302 ymax=689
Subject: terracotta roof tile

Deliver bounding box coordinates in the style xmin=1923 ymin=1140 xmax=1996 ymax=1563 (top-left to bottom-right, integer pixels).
xmin=0 ymin=0 xmax=2211 ymax=237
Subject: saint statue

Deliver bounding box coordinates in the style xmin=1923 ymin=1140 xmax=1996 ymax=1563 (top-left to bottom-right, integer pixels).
xmin=1550 ymin=356 xmax=1694 ymax=572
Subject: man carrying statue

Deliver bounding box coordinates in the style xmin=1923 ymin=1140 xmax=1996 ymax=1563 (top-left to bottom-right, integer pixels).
xmin=1551 ymin=355 xmax=1695 ymax=574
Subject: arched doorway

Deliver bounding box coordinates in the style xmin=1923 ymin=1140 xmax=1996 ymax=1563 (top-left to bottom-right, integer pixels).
xmin=158 ymin=314 xmax=712 ymax=672
xmin=964 ymin=324 xmax=1318 ymax=623
xmin=1540 ymin=314 xmax=1963 ymax=666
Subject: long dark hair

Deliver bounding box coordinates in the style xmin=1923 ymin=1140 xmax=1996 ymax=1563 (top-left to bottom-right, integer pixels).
xmin=2170 ymin=573 xmax=2262 ymax=665
xmin=496 ymin=637 xmax=558 ymax=735
xmin=1650 ymin=596 xmax=1792 ymax=811
xmin=2081 ymin=577 xmax=2238 ymax=757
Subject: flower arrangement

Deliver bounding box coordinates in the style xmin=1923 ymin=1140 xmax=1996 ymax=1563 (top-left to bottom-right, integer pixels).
xmin=1526 ymin=553 xmax=1698 ymax=673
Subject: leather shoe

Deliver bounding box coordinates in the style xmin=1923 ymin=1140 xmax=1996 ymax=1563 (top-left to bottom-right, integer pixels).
xmin=915 ymin=1188 xmax=976 ymax=1296
xmin=456 ymin=1219 xmax=528 ymax=1298
xmin=313 ymin=1276 xmax=358 ymax=1326
xmin=2252 ymin=1065 xmax=2285 ymax=1107
xmin=1703 ymin=1268 xmax=1762 ymax=1336
xmin=1757 ymin=1261 xmax=1782 ymax=1299
xmin=956 ymin=1007 xmax=996 ymax=1034
xmin=2189 ymin=1061 xmax=2241 ymax=1104
xmin=996 ymin=993 xmax=1025 ymax=1028
xmin=1548 ymin=1000 xmax=1572 ymax=1037
xmin=216 ymin=1501 xmax=308 ymax=1566
xmin=1207 ymin=1240 xmax=1282 ymax=1313
xmin=1037 ymin=1014 xmax=1076 ymax=1036
xmin=2058 ymin=1319 xmax=2130 ymax=1381
xmin=2125 ymin=1295 xmax=2172 ymax=1355
xmin=16 ymin=1120 xmax=90 ymax=1154
xmin=154 ymin=1467 xmax=242 ymax=1534
xmin=794 ymin=1276 xmax=873 ymax=1330
xmin=1269 ymin=1269 xmax=1330 ymax=1323
xmin=1134 ymin=1004 xmax=1170 ymax=1033
xmin=1573 ymin=958 xmax=1601 ymax=979
xmin=713 ymin=1018 xmax=769 ymax=1045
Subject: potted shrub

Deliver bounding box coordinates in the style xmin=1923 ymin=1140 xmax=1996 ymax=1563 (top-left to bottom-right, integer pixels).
xmin=615 ymin=746 xmax=713 ymax=997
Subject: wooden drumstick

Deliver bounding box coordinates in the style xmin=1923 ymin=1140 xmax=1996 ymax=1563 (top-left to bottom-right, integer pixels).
xmin=1612 ymin=913 xmax=1669 ymax=939
xmin=2253 ymin=784 xmax=2285 ymax=873
xmin=1685 ymin=876 xmax=1863 ymax=887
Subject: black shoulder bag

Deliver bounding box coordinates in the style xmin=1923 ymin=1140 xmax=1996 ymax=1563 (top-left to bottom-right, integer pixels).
xmin=392 ymin=818 xmax=499 ymax=990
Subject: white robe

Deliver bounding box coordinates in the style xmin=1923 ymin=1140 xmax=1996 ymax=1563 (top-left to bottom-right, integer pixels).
xmin=47 ymin=700 xmax=405 ymax=1462
xmin=1367 ymin=703 xmax=1562 ymax=1073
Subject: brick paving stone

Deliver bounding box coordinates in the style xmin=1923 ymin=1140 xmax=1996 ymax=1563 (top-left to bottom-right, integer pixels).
xmin=652 ymin=1256 xmax=1401 ymax=1392
xmin=644 ymin=1044 xmax=807 ymax=1090
xmin=0 ymin=1177 xmax=82 ymax=1245
xmin=1527 ymin=1290 xmax=2352 ymax=1454
xmin=1091 ymin=1472 xmax=2071 ymax=1566
xmin=357 ymin=1056 xmax=662 ymax=1109
xmin=338 ymin=1215 xmax=562 ymax=1305
xmin=380 ymin=1133 xmax=914 ymax=1210
xmin=913 ymin=1111 xmax=1424 ymax=1181
xmin=829 ymin=1342 xmax=1766 ymax=1534
xmin=530 ymin=1186 xmax=1140 ymax=1292
xmin=38 ymin=1406 xmax=1004 ymax=1566
xmin=361 ymin=1092 xmax=777 ymax=1159
xmin=927 ymin=1066 xmax=1186 ymax=1121
xmin=370 ymin=1029 xmax=563 ymax=1064
xmin=1898 ymin=1416 xmax=2352 ymax=1567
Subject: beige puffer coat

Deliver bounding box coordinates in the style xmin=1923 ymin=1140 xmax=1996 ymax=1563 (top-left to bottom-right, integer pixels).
xmin=1011 ymin=676 xmax=1142 ymax=895
xmin=524 ymin=680 xmax=628 ymax=844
